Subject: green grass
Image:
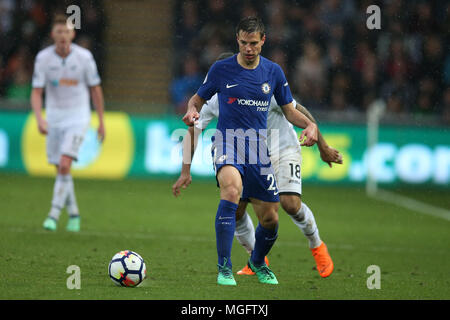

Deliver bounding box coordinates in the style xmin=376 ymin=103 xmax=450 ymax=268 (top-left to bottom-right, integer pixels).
xmin=0 ymin=173 xmax=449 ymax=300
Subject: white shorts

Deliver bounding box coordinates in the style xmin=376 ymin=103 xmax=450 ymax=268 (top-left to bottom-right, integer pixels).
xmin=271 ymin=148 xmax=302 ymax=195
xmin=46 ymin=124 xmax=88 ymax=165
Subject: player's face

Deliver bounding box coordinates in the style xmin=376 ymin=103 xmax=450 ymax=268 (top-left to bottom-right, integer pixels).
xmin=51 ymin=23 xmax=75 ymax=49
xmin=236 ymin=31 xmax=265 ymax=65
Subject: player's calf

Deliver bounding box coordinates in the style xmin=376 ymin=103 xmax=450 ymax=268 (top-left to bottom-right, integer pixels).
xmin=251 ymin=223 xmax=278 ymax=267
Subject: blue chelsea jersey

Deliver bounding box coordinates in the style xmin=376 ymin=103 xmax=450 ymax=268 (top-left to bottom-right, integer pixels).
xmin=197 ymin=54 xmax=293 ymax=140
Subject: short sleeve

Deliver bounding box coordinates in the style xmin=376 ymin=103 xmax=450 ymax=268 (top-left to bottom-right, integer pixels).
xmin=85 ymin=53 xmax=101 ymax=86
xmin=272 ymin=64 xmax=293 ymax=107
xmin=196 ymin=93 xmax=219 ymax=130
xmin=31 ymin=55 xmax=46 ymax=88
xmin=196 ymin=62 xmax=220 ymax=101
xmin=292 ymin=98 xmax=297 ymax=108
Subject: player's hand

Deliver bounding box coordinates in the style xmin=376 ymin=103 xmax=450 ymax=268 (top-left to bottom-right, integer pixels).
xmin=172 ymin=173 xmax=192 ymax=197
xmin=299 ymin=123 xmax=318 ymax=147
xmin=97 ymin=123 xmax=105 ymax=143
xmin=320 ymin=146 xmax=343 ymax=168
xmin=37 ymin=118 xmax=48 ymax=135
xmin=182 ymin=108 xmax=200 ymax=127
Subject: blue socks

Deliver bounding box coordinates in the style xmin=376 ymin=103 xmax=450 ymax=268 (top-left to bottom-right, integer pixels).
xmin=215 ymin=200 xmax=278 ymax=269
xmin=251 ymin=223 xmax=278 ymax=266
xmin=215 ymin=200 xmax=238 ymax=268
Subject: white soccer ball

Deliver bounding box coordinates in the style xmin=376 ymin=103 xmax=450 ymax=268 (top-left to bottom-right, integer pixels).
xmin=108 ymin=250 xmax=147 ymax=287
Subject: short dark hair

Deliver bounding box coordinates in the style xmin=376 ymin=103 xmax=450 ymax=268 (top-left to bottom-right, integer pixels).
xmin=52 ymin=14 xmax=68 ymax=27
xmin=216 ymin=52 xmax=234 ymax=61
xmin=236 ymin=16 xmax=265 ymax=38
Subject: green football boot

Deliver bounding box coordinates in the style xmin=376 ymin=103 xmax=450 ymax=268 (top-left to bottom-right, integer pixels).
xmin=43 ymin=217 xmax=57 ymax=231
xmin=217 ymin=260 xmax=237 ymax=286
xmin=248 ymin=259 xmax=278 ymax=285
xmin=66 ymin=216 xmax=80 ymax=232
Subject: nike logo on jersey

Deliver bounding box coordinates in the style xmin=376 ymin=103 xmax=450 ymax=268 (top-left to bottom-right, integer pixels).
xmin=226 ymin=84 xmax=239 ymax=88
xmin=284 ymin=82 xmax=289 ymax=87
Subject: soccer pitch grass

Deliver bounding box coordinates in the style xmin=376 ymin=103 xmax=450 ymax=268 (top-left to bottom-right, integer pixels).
xmin=0 ymin=173 xmax=449 ymax=300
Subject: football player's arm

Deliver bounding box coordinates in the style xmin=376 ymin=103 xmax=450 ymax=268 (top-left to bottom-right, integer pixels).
xmin=183 ymin=94 xmax=206 ymax=126
xmin=296 ymin=103 xmax=343 ymax=167
xmin=30 ymin=87 xmax=47 ymax=135
xmin=31 ymin=54 xmax=47 ymax=135
xmin=281 ymin=102 xmax=318 ymax=146
xmin=172 ymin=126 xmax=203 ymax=197
xmin=90 ymin=85 xmax=105 ymax=142
xmin=174 ymin=97 xmax=218 ymax=197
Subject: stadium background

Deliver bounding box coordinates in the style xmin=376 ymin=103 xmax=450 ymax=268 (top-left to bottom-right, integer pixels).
xmin=0 ymin=0 xmax=449 ymax=301
xmin=0 ymin=0 xmax=448 ymax=188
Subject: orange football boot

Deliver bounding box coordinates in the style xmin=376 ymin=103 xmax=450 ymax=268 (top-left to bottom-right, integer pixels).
xmin=311 ymin=241 xmax=334 ymax=278
xmin=237 ymin=256 xmax=269 ymax=275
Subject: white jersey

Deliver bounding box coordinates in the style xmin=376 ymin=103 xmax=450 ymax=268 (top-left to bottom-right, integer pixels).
xmin=195 ymin=94 xmax=220 ymax=130
xmin=196 ymin=94 xmax=301 ymax=156
xmin=266 ymin=96 xmax=301 ymax=158
xmin=32 ymin=43 xmax=101 ymax=127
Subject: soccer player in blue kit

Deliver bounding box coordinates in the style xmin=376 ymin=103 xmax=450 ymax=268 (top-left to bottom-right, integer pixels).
xmin=182 ymin=17 xmax=318 ymax=285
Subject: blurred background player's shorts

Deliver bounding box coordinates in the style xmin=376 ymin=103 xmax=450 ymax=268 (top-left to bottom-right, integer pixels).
xmin=46 ymin=124 xmax=89 ymax=165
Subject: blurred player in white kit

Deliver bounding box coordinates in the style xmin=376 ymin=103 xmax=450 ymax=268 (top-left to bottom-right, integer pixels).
xmin=30 ymin=14 xmax=105 ymax=232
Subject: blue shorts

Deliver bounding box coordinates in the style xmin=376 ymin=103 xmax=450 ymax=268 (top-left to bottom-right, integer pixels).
xmin=211 ymin=138 xmax=279 ymax=203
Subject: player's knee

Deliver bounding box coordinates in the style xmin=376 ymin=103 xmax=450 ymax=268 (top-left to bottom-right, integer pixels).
xmin=58 ymin=163 xmax=71 ymax=175
xmin=58 ymin=157 xmax=72 ymax=174
xmin=221 ymin=185 xmax=240 ymax=203
xmin=261 ymin=216 xmax=278 ymax=229
xmin=260 ymin=211 xmax=278 ymax=229
xmin=281 ymin=196 xmax=301 ymax=216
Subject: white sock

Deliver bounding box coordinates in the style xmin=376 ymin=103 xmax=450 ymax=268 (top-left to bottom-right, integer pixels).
xmin=234 ymin=211 xmax=255 ymax=254
xmin=48 ymin=174 xmax=71 ymax=220
xmin=65 ymin=175 xmax=79 ymax=217
xmin=289 ymin=202 xmax=322 ymax=248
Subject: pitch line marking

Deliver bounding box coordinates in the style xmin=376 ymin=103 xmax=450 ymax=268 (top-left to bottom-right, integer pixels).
xmin=371 ymin=189 xmax=450 ymax=222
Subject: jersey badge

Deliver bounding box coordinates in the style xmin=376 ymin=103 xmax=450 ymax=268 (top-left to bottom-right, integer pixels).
xmin=261 ymin=83 xmax=271 ymax=94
